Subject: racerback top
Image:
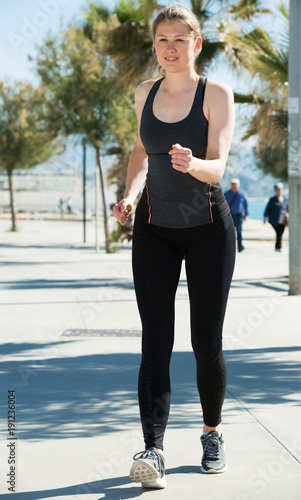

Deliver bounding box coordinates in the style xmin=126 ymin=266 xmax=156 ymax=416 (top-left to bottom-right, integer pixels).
xmin=135 ymin=76 xmax=229 ymax=228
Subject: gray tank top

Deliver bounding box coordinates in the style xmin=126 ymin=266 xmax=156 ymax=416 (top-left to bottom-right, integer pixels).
xmin=136 ymin=77 xmax=229 ymax=228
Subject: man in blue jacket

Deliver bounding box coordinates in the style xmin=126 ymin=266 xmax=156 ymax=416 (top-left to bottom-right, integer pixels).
xmin=224 ymin=178 xmax=249 ymax=252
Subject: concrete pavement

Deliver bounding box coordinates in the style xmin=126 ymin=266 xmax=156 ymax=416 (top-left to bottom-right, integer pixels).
xmin=0 ymin=218 xmax=300 ymax=500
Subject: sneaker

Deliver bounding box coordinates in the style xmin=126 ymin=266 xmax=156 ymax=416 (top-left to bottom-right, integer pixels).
xmin=200 ymin=431 xmax=227 ymax=473
xmin=238 ymin=245 xmax=244 ymax=252
xmin=129 ymin=447 xmax=167 ymax=488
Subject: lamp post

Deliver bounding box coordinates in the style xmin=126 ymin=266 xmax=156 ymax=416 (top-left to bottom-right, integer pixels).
xmin=82 ymin=138 xmax=87 ymax=243
xmin=288 ymin=0 xmax=301 ymax=294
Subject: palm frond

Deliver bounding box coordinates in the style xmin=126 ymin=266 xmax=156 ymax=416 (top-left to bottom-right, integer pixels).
xmin=138 ymin=0 xmax=162 ymax=16
xmin=230 ymin=0 xmax=272 ymax=20
xmin=234 ymin=92 xmax=265 ymax=104
xmin=84 ymin=3 xmax=111 ymax=24
xmin=106 ymin=21 xmax=153 ymax=82
xmin=278 ymin=0 xmax=289 ymax=21
xmin=225 ymin=26 xmax=288 ymax=90
xmin=115 ymin=0 xmax=151 ymax=23
xmin=197 ymin=40 xmax=225 ymax=65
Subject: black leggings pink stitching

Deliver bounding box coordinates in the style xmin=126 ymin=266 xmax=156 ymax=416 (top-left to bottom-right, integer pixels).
xmin=132 ymin=212 xmax=236 ymax=450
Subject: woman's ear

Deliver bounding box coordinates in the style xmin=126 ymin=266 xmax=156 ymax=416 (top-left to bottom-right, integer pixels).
xmin=194 ymin=36 xmax=202 ymax=54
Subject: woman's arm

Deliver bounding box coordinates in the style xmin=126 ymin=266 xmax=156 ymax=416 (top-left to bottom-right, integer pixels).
xmin=264 ymin=198 xmax=272 ymax=217
xmin=263 ymin=198 xmax=273 ymax=223
xmin=113 ymin=81 xmax=154 ymax=226
xmin=169 ymin=80 xmax=235 ymax=183
xmin=121 ymin=144 xmax=148 ymax=204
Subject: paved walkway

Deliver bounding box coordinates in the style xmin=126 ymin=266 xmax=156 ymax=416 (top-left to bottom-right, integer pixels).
xmin=0 ymin=219 xmax=300 ymax=500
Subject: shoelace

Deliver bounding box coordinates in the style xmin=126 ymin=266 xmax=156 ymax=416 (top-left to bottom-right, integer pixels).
xmin=133 ymin=449 xmax=163 ymax=475
xmin=133 ymin=449 xmax=158 ymax=461
xmin=203 ymin=436 xmax=221 ymax=459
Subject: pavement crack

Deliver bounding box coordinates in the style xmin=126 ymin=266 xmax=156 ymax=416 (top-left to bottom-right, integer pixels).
xmin=226 ymin=388 xmax=301 ymax=465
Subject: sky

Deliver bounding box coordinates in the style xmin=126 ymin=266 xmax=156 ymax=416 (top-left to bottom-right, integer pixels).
xmin=0 ymin=0 xmax=100 ymax=83
xmin=0 ymin=0 xmax=288 ymax=86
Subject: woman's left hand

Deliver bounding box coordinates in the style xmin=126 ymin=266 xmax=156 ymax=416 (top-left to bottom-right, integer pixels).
xmin=169 ymin=143 xmax=194 ymax=173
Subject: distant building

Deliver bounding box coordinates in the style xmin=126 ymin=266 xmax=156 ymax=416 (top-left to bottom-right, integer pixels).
xmin=0 ymin=167 xmax=81 ymax=213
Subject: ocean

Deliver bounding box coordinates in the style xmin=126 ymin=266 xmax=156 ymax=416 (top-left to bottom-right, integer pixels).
xmin=247 ymin=199 xmax=268 ymax=220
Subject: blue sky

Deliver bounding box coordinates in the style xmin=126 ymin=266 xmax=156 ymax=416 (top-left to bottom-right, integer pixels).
xmin=0 ymin=0 xmax=103 ymax=82
xmin=0 ymin=0 xmax=288 ymax=88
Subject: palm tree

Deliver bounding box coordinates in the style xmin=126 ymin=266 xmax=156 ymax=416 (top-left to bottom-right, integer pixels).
xmin=223 ymin=1 xmax=289 ymax=179
xmin=83 ymin=0 xmax=159 ymax=84
xmin=228 ymin=0 xmax=272 ymax=20
xmin=83 ymin=0 xmax=269 ymax=85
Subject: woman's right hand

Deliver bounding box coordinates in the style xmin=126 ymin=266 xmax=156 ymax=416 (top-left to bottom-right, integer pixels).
xmin=112 ymin=198 xmax=133 ymax=226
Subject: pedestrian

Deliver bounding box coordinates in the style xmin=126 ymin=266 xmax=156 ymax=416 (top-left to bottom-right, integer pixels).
xmin=224 ymin=178 xmax=248 ymax=252
xmin=263 ymin=182 xmax=288 ymax=252
xmin=113 ymin=4 xmax=235 ymax=488
xmin=59 ymin=198 xmax=65 ymax=218
xmin=66 ymin=196 xmax=72 ymax=214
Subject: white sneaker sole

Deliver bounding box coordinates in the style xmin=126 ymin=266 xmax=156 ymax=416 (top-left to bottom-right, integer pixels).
xmin=200 ymin=464 xmax=228 ymax=474
xmin=129 ymin=459 xmax=167 ymax=488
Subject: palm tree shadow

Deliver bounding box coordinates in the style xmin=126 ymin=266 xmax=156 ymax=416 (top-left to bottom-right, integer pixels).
xmin=12 ymin=467 xmax=202 ymax=499
xmin=1 ymin=346 xmax=301 ymax=441
xmin=11 ymin=476 xmax=143 ymax=500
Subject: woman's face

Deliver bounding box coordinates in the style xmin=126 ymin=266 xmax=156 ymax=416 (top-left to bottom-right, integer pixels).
xmin=153 ymin=20 xmax=202 ymax=74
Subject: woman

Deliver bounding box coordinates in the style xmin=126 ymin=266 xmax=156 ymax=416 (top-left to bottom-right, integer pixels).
xmin=263 ymin=182 xmax=288 ymax=252
xmin=113 ymin=4 xmax=235 ymax=488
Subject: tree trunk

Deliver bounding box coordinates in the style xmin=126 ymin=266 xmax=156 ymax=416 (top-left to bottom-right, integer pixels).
xmin=95 ymin=159 xmax=100 ymax=253
xmin=7 ymin=168 xmax=17 ymax=231
xmin=96 ymin=148 xmax=112 ymax=253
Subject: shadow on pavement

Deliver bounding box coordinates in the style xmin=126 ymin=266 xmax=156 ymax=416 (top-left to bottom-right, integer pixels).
xmin=0 ymin=278 xmax=187 ymax=291
xmin=231 ymin=276 xmax=288 ymax=293
xmin=0 ymin=242 xmax=132 ymax=252
xmin=4 ymin=476 xmax=142 ymax=499
xmin=1 ymin=345 xmax=300 ymax=440
xmin=0 ymin=275 xmax=288 ymax=294
xmin=8 ymin=467 xmax=202 ymax=499
xmin=0 ymin=278 xmax=135 ymax=291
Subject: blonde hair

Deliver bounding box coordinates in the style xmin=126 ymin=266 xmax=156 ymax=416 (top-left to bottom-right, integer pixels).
xmin=151 ymin=4 xmax=202 ymax=75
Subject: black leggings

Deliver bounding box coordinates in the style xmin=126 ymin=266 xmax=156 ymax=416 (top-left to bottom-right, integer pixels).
xmin=132 ymin=212 xmax=236 ymax=450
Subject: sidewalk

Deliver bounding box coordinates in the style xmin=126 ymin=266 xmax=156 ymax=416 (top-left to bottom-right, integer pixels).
xmin=243 ymin=218 xmax=289 ymax=241
xmin=0 ymin=219 xmax=300 ymax=500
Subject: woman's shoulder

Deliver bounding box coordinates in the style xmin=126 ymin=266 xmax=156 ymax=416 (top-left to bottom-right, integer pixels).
xmin=135 ymin=79 xmax=161 ymax=101
xmin=268 ymin=195 xmax=278 ymax=203
xmin=202 ymin=78 xmax=234 ymax=120
xmin=205 ymin=78 xmax=234 ymax=101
